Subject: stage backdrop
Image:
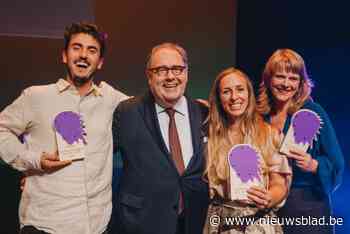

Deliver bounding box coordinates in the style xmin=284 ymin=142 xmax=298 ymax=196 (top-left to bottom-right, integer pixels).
xmin=0 ymin=1 xmax=237 ymax=233
xmin=237 ymin=1 xmax=350 ymax=233
xmin=0 ymin=0 xmax=94 ymax=38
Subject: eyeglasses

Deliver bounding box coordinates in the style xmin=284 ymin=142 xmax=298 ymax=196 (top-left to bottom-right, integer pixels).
xmin=148 ymin=65 xmax=187 ymax=77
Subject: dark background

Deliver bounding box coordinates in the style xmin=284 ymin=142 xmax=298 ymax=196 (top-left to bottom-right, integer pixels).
xmin=236 ymin=1 xmax=350 ymax=233
xmin=0 ymin=0 xmax=94 ymax=38
xmin=1 ymin=0 xmax=349 ymax=233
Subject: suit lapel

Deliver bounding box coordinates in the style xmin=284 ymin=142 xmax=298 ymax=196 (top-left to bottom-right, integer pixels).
xmin=188 ymin=98 xmax=201 ymax=155
xmin=138 ymin=92 xmax=183 ymax=177
xmin=138 ymin=92 xmax=170 ymax=157
xmin=138 ymin=93 xmax=205 ymax=176
xmin=184 ymin=98 xmax=205 ymax=174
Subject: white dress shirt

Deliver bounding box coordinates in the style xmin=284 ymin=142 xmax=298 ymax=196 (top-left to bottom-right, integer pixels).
xmin=0 ymin=79 xmax=128 ymax=234
xmin=155 ymin=96 xmax=194 ymax=168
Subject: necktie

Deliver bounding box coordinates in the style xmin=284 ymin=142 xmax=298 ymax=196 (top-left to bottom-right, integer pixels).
xmin=165 ymin=108 xmax=185 ymax=213
xmin=165 ymin=108 xmax=185 ymax=174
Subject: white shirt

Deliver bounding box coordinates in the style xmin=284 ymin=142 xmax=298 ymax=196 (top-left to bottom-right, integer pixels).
xmin=0 ymin=79 xmax=128 ymax=234
xmin=155 ymin=96 xmax=194 ymax=168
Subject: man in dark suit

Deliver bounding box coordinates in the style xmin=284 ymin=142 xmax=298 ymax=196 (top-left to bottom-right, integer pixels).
xmin=112 ymin=43 xmax=209 ymax=234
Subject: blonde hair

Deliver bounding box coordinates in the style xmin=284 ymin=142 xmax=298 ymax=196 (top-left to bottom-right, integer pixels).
xmin=257 ymin=49 xmax=313 ymax=115
xmin=204 ymin=67 xmax=281 ymax=187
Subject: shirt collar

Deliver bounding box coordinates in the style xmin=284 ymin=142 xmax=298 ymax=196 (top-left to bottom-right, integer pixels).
xmin=56 ymin=78 xmax=103 ymax=96
xmin=155 ymin=96 xmax=187 ymax=116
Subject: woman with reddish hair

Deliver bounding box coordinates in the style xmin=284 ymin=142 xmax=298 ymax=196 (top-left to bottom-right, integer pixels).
xmin=257 ymin=49 xmax=344 ymax=234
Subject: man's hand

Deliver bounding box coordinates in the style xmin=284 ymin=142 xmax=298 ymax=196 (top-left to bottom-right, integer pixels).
xmin=40 ymin=151 xmax=72 ymax=173
xmin=196 ymin=98 xmax=209 ymax=108
xmin=20 ymin=176 xmax=26 ymax=191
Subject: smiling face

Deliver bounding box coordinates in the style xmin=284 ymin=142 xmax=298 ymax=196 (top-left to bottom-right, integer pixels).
xmin=147 ymin=47 xmax=188 ymax=108
xmin=62 ymin=33 xmax=104 ymax=87
xmin=219 ymin=73 xmax=249 ymax=121
xmin=270 ymin=70 xmax=301 ymax=105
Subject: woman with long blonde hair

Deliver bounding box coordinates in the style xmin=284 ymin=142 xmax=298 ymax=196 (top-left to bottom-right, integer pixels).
xmin=203 ymin=67 xmax=291 ymax=234
xmin=257 ymin=49 xmax=344 ymax=234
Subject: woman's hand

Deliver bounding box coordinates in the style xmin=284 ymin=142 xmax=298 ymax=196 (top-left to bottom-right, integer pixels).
xmin=287 ymin=147 xmax=318 ymax=173
xmin=247 ymin=186 xmax=272 ymax=209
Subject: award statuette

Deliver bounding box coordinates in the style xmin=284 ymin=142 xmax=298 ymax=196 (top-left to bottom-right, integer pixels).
xmin=54 ymin=111 xmax=87 ymax=161
xmin=228 ymin=144 xmax=263 ymax=201
xmin=280 ymin=109 xmax=322 ymax=155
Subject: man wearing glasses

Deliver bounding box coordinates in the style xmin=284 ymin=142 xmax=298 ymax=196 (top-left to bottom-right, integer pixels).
xmin=112 ymin=43 xmax=209 ymax=234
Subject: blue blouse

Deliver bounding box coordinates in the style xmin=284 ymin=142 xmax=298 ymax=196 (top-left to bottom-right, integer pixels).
xmin=267 ymin=100 xmax=344 ymax=195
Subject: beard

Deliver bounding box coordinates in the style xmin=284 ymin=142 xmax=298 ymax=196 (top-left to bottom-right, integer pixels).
xmin=71 ymin=75 xmax=93 ymax=87
xmin=65 ymin=65 xmax=96 ymax=87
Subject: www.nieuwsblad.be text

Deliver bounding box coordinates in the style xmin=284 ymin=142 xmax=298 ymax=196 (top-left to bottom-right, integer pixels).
xmin=209 ymin=214 xmax=344 ymax=227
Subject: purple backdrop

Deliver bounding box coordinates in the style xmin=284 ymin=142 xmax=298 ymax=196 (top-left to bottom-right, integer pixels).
xmin=0 ymin=0 xmax=94 ymax=38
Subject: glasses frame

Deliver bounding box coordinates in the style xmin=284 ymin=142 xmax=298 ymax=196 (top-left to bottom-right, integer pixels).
xmin=148 ymin=65 xmax=187 ymax=77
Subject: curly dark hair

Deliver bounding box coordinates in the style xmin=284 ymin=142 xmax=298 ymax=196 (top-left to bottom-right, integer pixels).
xmin=64 ymin=22 xmax=107 ymax=58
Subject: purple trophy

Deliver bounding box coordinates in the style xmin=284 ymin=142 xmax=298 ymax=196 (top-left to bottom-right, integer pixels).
xmin=54 ymin=111 xmax=86 ymax=145
xmin=228 ymin=144 xmax=260 ymax=183
xmin=292 ymin=110 xmax=322 ymax=145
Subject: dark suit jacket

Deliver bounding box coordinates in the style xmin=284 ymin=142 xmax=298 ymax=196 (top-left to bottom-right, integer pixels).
xmin=112 ymin=92 xmax=209 ymax=234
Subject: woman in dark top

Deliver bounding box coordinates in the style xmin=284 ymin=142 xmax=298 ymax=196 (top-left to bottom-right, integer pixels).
xmin=257 ymin=48 xmax=344 ymax=234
